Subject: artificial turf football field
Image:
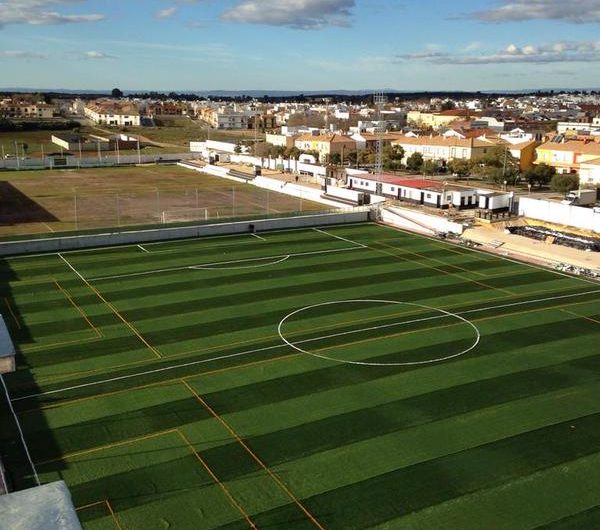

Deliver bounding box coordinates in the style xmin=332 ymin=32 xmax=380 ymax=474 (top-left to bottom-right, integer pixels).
xmin=1 ymin=222 xmax=599 ymax=530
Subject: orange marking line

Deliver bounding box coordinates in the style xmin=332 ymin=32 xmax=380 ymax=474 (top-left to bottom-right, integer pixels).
xmin=3 ymin=297 xmax=21 ymax=330
xmin=176 ymin=430 xmax=258 ymax=529
xmin=105 ymin=499 xmax=125 ymax=530
xmin=181 ymin=380 xmax=326 ymax=530
xmin=54 ymin=280 xmax=103 ymax=338
xmin=20 ymin=353 xmax=300 ymax=414
xmin=57 ymin=254 xmax=161 ymax=359
xmin=18 ymin=293 xmax=596 ymax=412
xmin=36 ymin=428 xmax=178 ymax=466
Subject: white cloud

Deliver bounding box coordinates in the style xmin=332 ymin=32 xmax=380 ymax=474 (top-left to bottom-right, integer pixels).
xmin=0 ymin=0 xmax=104 ymax=28
xmin=397 ymin=40 xmax=600 ymax=64
xmin=156 ymin=6 xmax=177 ymax=19
xmin=0 ymin=49 xmax=47 ymax=58
xmin=83 ymin=50 xmax=115 ymax=59
xmin=467 ymin=0 xmax=600 ymax=24
xmin=222 ymin=0 xmax=355 ymax=29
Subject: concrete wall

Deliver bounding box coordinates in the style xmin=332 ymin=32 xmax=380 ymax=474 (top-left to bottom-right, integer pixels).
xmin=383 ymin=206 xmax=465 ymax=235
xmin=0 ymin=211 xmax=370 ymax=257
xmin=518 ymin=197 xmax=600 ymax=233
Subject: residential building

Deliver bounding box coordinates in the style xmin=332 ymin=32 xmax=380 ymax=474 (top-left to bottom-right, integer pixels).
xmin=535 ymin=139 xmax=600 ymax=174
xmin=579 ymin=158 xmax=600 ymax=185
xmin=84 ymin=100 xmax=141 ymax=127
xmin=391 ymin=135 xmax=497 ymax=164
xmin=294 ymin=133 xmax=357 ymax=162
xmin=407 ymin=109 xmax=473 ymax=129
xmin=0 ymin=98 xmax=56 ymax=119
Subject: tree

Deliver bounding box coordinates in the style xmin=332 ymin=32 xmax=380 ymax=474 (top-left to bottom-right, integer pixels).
xmin=550 ymin=173 xmax=579 ymax=194
xmin=440 ymin=100 xmax=456 ymax=111
xmin=406 ymin=152 xmax=424 ymax=171
xmin=383 ymin=144 xmax=404 ymax=171
xmin=523 ymin=163 xmax=555 ymax=189
xmin=448 ymin=159 xmax=472 ymax=179
xmin=111 ymin=88 xmax=123 ymax=98
xmin=422 ymin=159 xmax=438 ymax=175
xmin=328 ymin=152 xmax=342 ymax=165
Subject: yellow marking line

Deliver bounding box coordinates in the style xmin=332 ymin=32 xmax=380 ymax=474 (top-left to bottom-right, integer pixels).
xmin=32 ymin=281 xmax=586 ymax=384
xmin=58 ymin=254 xmax=161 ymax=359
xmin=76 ymin=500 xmax=123 ymax=530
xmin=21 ymin=353 xmax=301 ymax=414
xmin=3 ymin=297 xmax=21 ymax=330
xmin=43 ymin=223 xmax=55 ymax=233
xmin=175 ymin=430 xmax=258 ymax=529
xmin=561 ymin=309 xmax=600 ymax=326
xmin=57 ymin=429 xmax=256 ymax=530
xmin=21 ymin=336 xmax=101 ymax=354
xmin=181 ymin=380 xmax=327 ymax=530
xmin=373 ymin=241 xmax=516 ymax=296
xmin=17 ymin=293 xmax=599 ymax=411
xmin=54 ymin=280 xmax=103 ymax=338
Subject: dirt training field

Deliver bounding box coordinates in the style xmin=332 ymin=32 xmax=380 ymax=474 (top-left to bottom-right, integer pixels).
xmin=0 ymin=165 xmax=323 ymax=237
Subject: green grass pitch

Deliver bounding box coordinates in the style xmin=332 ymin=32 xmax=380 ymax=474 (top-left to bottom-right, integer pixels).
xmin=0 ymin=222 xmax=599 ymax=530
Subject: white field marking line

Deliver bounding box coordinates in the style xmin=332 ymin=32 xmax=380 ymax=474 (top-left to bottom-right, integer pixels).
xmin=313 ymin=227 xmax=367 ymax=248
xmin=278 ymin=299 xmax=481 ymax=367
xmin=189 ymin=255 xmax=290 ymax=270
xmin=251 ymin=233 xmax=266 ymax=241
xmin=137 ymin=244 xmax=150 ymax=254
xmin=43 ymin=222 xmax=55 ymax=233
xmin=0 ymin=374 xmax=40 ymax=485
xmin=277 ymin=289 xmax=600 ymax=363
xmin=12 ymin=344 xmax=286 ymax=402
xmin=6 ymin=223 xmax=369 ymax=260
xmin=88 ymin=246 xmax=365 ymax=281
xmin=12 ymin=288 xmax=600 ymax=403
xmin=58 ymin=253 xmax=87 ymax=283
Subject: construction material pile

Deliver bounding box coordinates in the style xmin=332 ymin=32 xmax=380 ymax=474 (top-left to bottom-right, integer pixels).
xmin=507 ymin=225 xmax=600 ymax=252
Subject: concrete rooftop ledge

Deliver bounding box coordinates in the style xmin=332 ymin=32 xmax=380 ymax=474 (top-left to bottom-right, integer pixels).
xmin=0 ymin=315 xmax=16 ymax=374
xmin=0 ymin=481 xmax=83 ymax=530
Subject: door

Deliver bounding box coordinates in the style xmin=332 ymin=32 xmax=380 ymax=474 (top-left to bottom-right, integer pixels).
xmin=376 ymin=183 xmax=383 ymax=195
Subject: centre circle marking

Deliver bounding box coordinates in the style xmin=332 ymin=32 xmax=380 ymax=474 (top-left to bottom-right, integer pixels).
xmin=277 ymin=299 xmax=481 ymax=366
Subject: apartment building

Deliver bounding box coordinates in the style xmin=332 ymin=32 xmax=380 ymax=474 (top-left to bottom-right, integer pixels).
xmin=0 ymin=99 xmax=56 ymax=119
xmin=535 ymin=139 xmax=600 ymax=174
xmin=84 ymin=100 xmax=141 ymax=127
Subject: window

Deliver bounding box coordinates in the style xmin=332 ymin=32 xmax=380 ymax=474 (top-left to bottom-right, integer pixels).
xmin=426 ymin=193 xmax=432 ymax=199
xmin=390 ymin=187 xmax=395 ymax=192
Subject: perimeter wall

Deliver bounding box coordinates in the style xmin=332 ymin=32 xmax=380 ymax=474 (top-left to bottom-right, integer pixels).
xmin=0 ymin=210 xmax=370 ymax=257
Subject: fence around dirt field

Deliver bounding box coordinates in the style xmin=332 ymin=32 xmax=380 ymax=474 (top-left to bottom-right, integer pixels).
xmin=0 ymin=209 xmax=372 ymax=256
xmin=0 ymin=153 xmax=196 ymax=170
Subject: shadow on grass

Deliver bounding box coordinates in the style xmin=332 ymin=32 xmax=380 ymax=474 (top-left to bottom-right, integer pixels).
xmin=0 ymin=181 xmax=58 ymax=225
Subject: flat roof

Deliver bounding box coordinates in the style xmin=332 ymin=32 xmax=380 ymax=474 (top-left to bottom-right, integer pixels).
xmin=353 ymin=174 xmax=443 ymax=189
xmin=0 ymin=481 xmax=83 ymax=530
xmin=0 ymin=315 xmax=15 ymax=359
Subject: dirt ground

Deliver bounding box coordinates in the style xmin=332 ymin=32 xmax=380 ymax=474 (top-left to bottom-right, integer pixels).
xmin=0 ymin=165 xmax=323 ymax=237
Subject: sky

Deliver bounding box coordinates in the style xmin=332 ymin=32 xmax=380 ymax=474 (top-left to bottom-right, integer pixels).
xmin=0 ymin=0 xmax=599 ymax=92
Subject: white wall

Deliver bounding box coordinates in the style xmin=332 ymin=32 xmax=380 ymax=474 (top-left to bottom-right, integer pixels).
xmin=382 ymin=206 xmax=464 ymax=235
xmin=518 ymin=197 xmax=600 ymax=233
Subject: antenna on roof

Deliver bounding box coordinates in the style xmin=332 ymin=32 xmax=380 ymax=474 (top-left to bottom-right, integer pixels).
xmin=374 ymin=91 xmax=387 ymax=183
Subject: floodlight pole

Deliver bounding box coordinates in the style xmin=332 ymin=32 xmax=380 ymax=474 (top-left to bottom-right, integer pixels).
xmin=137 ymin=138 xmax=141 ymax=164
xmin=232 ymin=186 xmax=236 ymax=216
xmin=14 ymin=141 xmax=20 ymax=170
xmin=155 ymin=189 xmax=160 ymax=219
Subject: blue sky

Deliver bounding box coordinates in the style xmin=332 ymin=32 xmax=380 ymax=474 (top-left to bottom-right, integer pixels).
xmin=0 ymin=0 xmax=599 ymax=91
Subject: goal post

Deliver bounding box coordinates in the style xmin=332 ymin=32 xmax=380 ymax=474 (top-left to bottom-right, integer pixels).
xmin=160 ymin=207 xmax=209 ymax=224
